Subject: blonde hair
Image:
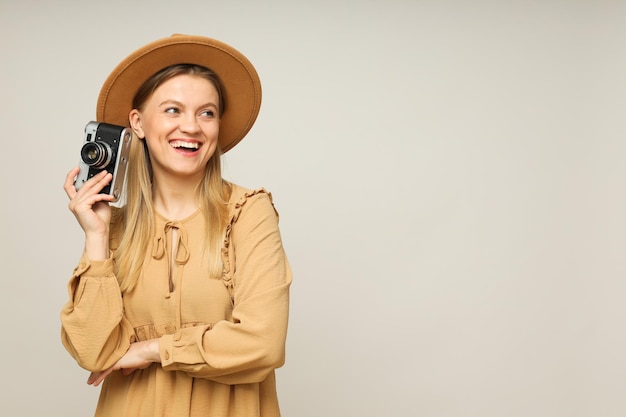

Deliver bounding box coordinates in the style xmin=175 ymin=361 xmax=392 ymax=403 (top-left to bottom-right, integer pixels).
xmin=111 ymin=64 xmax=232 ymax=292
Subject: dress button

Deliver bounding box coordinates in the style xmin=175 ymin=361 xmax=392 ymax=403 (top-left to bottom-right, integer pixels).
xmin=165 ymin=350 xmax=170 ymax=360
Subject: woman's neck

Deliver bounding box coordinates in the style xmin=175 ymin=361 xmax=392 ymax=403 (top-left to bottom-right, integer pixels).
xmin=151 ymin=176 xmax=200 ymax=220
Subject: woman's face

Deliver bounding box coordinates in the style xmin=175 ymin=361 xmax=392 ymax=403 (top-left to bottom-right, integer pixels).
xmin=129 ymin=74 xmax=220 ymax=183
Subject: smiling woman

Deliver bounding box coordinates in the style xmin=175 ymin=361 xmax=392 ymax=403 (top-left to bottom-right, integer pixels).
xmin=125 ymin=66 xmax=225 ymax=285
xmin=60 ymin=35 xmax=291 ymax=417
xmin=130 ymin=70 xmax=222 ymax=197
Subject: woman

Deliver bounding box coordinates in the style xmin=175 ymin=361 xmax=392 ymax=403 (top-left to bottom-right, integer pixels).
xmin=61 ymin=35 xmax=292 ymax=417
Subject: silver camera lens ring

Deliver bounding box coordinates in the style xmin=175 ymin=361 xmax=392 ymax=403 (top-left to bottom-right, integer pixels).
xmin=80 ymin=142 xmax=113 ymax=168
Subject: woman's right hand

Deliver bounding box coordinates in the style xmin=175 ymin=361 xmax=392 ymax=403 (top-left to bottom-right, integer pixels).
xmin=64 ymin=167 xmax=115 ymax=259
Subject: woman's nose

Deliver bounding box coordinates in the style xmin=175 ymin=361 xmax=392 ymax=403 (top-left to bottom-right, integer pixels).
xmin=179 ymin=114 xmax=200 ymax=133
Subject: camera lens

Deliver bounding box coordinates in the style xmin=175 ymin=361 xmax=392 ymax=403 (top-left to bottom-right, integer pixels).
xmin=80 ymin=142 xmax=113 ymax=168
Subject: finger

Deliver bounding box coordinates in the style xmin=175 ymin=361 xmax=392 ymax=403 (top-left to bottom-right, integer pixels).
xmin=92 ymin=375 xmax=106 ymax=387
xmin=63 ymin=167 xmax=81 ymax=199
xmin=67 ymin=185 xmax=115 ymax=216
xmin=88 ymin=367 xmax=113 ymax=387
xmin=65 ymin=169 xmax=108 ymax=202
xmin=87 ymin=369 xmax=109 ymax=386
xmin=67 ymin=172 xmax=114 ymax=210
xmin=77 ymin=171 xmax=112 ymax=195
xmin=87 ymin=371 xmax=101 ymax=385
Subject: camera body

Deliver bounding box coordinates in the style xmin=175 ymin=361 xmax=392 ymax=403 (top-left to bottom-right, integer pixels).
xmin=74 ymin=121 xmax=132 ymax=203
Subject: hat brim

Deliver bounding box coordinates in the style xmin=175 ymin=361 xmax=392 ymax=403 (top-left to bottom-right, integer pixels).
xmin=97 ymin=34 xmax=261 ymax=153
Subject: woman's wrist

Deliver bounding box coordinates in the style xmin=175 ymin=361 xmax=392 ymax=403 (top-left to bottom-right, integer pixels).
xmin=84 ymin=233 xmax=110 ymax=260
xmin=148 ymin=339 xmax=162 ymax=363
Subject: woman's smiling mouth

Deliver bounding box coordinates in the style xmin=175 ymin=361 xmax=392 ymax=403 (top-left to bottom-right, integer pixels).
xmin=170 ymin=140 xmax=201 ymax=152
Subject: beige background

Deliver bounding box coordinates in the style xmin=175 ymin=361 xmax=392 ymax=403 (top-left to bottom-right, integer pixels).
xmin=1 ymin=0 xmax=624 ymax=416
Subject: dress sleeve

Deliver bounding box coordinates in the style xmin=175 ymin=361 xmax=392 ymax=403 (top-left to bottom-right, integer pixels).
xmin=158 ymin=189 xmax=292 ymax=384
xmin=60 ymin=254 xmax=136 ymax=372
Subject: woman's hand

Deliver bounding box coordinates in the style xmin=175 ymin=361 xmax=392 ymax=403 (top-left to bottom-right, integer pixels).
xmin=64 ymin=167 xmax=115 ymax=260
xmin=87 ymin=340 xmax=161 ymax=387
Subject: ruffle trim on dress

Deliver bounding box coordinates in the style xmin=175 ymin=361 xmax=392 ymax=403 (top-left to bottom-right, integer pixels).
xmin=220 ymin=187 xmax=276 ymax=295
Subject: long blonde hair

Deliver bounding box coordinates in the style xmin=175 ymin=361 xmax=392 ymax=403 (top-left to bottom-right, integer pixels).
xmin=111 ymin=64 xmax=232 ymax=292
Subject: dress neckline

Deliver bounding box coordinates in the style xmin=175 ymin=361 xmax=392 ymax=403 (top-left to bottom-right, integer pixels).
xmin=155 ymin=208 xmax=202 ymax=224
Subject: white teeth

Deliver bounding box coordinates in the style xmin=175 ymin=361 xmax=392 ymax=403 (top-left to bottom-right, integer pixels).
xmin=170 ymin=140 xmax=199 ymax=149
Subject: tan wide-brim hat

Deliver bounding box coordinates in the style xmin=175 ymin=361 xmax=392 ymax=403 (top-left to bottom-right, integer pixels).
xmin=97 ymin=34 xmax=262 ymax=153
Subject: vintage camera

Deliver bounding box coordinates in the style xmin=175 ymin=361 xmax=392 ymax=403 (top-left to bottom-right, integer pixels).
xmin=74 ymin=121 xmax=132 ymax=203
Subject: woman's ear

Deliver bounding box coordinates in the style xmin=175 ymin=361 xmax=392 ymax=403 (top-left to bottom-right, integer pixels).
xmin=129 ymin=109 xmax=145 ymax=139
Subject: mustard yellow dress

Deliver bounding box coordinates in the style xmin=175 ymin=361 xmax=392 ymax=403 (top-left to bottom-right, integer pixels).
xmin=61 ymin=185 xmax=292 ymax=417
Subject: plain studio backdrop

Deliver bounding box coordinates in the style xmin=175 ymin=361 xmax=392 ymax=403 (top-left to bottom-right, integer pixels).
xmin=1 ymin=1 xmax=624 ymax=416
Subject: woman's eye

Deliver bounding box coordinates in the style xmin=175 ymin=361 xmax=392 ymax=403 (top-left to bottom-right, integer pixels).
xmin=201 ymin=110 xmax=215 ymax=117
xmin=165 ymin=107 xmax=179 ymax=114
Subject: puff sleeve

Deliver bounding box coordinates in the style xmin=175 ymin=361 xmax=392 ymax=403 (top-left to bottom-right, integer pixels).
xmin=60 ymin=254 xmax=136 ymax=372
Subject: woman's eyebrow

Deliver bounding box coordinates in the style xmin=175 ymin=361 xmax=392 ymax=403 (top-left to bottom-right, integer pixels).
xmin=159 ymin=99 xmax=218 ymax=108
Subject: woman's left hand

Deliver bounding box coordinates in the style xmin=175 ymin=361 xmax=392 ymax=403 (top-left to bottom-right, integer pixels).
xmin=87 ymin=339 xmax=161 ymax=387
